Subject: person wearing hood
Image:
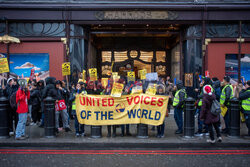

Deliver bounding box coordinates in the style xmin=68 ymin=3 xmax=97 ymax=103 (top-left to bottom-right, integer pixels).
xmin=173 ymin=80 xmax=187 ymax=134
xmin=220 ymin=76 xmax=234 ymax=134
xmin=200 ymin=85 xmax=222 ymax=144
xmin=55 ymin=80 xmax=71 ymax=132
xmin=30 ymin=82 xmax=41 ymax=125
xmin=37 ymin=80 xmax=45 ymax=127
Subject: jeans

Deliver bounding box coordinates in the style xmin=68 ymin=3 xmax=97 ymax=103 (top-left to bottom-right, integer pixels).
xmin=55 ymin=109 xmax=70 ymax=129
xmin=157 ymin=122 xmax=165 ymax=136
xmin=15 ymin=113 xmax=28 ymax=138
xmin=207 ymin=122 xmax=221 ymax=141
xmin=224 ymin=111 xmax=230 ymax=132
xmin=74 ymin=116 xmax=84 ymax=134
xmin=174 ymin=107 xmax=183 ymax=131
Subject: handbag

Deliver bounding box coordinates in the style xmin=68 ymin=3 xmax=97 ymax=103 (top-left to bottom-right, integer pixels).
xmin=55 ymin=99 xmax=67 ymax=111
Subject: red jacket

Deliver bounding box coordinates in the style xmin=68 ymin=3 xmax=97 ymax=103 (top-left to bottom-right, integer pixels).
xmin=16 ymin=88 xmax=30 ymax=114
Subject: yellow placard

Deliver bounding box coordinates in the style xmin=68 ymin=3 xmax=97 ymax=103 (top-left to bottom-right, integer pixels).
xmin=62 ymin=62 xmax=70 ymax=76
xmin=221 ymin=106 xmax=228 ymax=117
xmin=111 ymin=82 xmax=124 ymax=97
xmin=138 ymin=69 xmax=147 ymax=80
xmin=0 ymin=58 xmax=9 ymax=73
xmin=82 ymin=70 xmax=86 ymax=82
xmin=131 ymin=85 xmax=143 ymax=94
xmin=127 ymin=71 xmax=135 ymax=82
xmin=101 ymin=78 xmax=109 ymax=88
xmin=146 ymin=84 xmax=157 ymax=95
xmin=89 ymin=68 xmax=97 ymax=81
xmin=76 ymin=94 xmax=169 ymax=126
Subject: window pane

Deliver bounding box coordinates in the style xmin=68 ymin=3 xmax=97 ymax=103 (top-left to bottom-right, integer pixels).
xmin=241 ymin=54 xmax=250 ymax=81
xmin=156 ymin=65 xmax=166 ymax=75
xmin=156 ymin=51 xmax=166 ymax=62
xmin=140 ymin=51 xmax=153 ymax=62
xmin=102 ymin=51 xmax=111 ymax=62
xmin=114 ymin=51 xmax=127 ymax=62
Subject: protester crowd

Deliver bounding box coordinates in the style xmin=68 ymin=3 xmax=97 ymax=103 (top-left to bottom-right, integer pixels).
xmin=1 ymin=73 xmax=249 ymax=144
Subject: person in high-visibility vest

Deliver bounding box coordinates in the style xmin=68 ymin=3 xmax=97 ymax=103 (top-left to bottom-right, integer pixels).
xmin=173 ymin=80 xmax=187 ymax=134
xmin=69 ymin=82 xmax=87 ymax=137
xmin=220 ymin=76 xmax=234 ymax=134
xmin=239 ymin=80 xmax=250 ymax=137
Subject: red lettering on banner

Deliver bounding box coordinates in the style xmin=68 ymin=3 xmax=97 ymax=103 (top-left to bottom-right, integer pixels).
xmin=86 ymin=97 xmax=92 ymax=106
xmin=157 ymin=98 xmax=164 ymax=107
xmin=141 ymin=95 xmax=144 ymax=104
xmin=126 ymin=97 xmax=133 ymax=105
xmin=102 ymin=98 xmax=107 ymax=106
xmin=144 ymin=96 xmax=150 ymax=105
xmin=96 ymin=98 xmax=101 ymax=106
xmin=108 ymin=98 xmax=114 ymax=106
xmin=151 ymin=97 xmax=156 ymax=106
xmin=134 ymin=96 xmax=140 ymax=104
xmin=80 ymin=97 xmax=85 ymax=105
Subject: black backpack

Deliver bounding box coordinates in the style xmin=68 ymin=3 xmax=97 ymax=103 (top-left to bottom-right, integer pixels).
xmin=211 ymin=99 xmax=221 ymax=116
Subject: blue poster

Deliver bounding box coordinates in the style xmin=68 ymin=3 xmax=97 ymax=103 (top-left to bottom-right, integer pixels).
xmin=0 ymin=53 xmax=49 ymax=79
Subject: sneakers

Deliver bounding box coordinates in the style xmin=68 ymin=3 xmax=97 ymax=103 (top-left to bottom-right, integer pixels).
xmin=81 ymin=133 xmax=85 ymax=137
xmin=217 ymin=137 xmax=222 ymax=142
xmin=21 ymin=135 xmax=29 ymax=139
xmin=15 ymin=136 xmax=26 ymax=140
xmin=75 ymin=133 xmax=80 ymax=137
xmin=30 ymin=122 xmax=35 ymax=126
xmin=175 ymin=130 xmax=183 ymax=134
xmin=206 ymin=139 xmax=216 ymax=144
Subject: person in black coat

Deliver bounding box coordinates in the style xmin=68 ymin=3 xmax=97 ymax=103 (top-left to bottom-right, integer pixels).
xmin=200 ymin=85 xmax=222 ymax=143
xmin=42 ymin=77 xmax=57 ymax=100
xmin=30 ymin=83 xmax=41 ymax=124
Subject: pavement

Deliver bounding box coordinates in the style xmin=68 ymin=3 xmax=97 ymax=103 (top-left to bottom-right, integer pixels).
xmin=0 ymin=111 xmax=250 ymax=148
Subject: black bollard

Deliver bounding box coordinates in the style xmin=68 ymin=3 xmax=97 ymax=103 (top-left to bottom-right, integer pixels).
xmin=184 ymin=97 xmax=195 ymax=138
xmin=229 ymin=98 xmax=240 ymax=138
xmin=137 ymin=124 xmax=148 ymax=138
xmin=44 ymin=96 xmax=56 ymax=138
xmin=91 ymin=126 xmax=102 ymax=138
xmin=0 ymin=89 xmax=10 ymax=139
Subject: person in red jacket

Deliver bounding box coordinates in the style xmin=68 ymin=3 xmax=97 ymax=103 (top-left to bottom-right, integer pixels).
xmin=15 ymin=84 xmax=30 ymax=140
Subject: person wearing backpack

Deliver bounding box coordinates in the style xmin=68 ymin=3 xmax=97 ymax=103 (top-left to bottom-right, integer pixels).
xmin=200 ymin=85 xmax=222 ymax=144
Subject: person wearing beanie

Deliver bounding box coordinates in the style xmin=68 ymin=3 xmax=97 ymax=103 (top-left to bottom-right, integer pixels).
xmin=239 ymin=80 xmax=250 ymax=137
xmin=173 ymin=80 xmax=187 ymax=134
xmin=220 ymin=76 xmax=234 ymax=134
xmin=200 ymin=85 xmax=222 ymax=143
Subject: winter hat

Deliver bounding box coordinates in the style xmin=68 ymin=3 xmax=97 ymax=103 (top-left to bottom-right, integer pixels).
xmin=203 ymin=85 xmax=212 ymax=95
xmin=7 ymin=78 xmax=13 ymax=84
xmin=224 ymin=76 xmax=230 ymax=83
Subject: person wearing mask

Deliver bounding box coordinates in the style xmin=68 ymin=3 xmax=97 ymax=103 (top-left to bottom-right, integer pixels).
xmin=30 ymin=83 xmax=41 ymax=125
xmin=220 ymin=76 xmax=234 ymax=134
xmin=55 ymin=80 xmax=71 ymax=133
xmin=69 ymin=82 xmax=86 ymax=137
xmin=200 ymin=85 xmax=222 ymax=144
xmin=15 ymin=82 xmax=30 ymax=140
xmin=239 ymin=80 xmax=250 ymax=137
xmin=173 ymin=80 xmax=187 ymax=134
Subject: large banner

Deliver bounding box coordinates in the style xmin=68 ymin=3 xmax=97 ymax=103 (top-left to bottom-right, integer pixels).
xmin=76 ymin=94 xmax=169 ymax=126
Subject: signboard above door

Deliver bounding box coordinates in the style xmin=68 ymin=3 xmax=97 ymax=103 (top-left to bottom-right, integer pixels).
xmin=95 ymin=11 xmax=178 ymax=20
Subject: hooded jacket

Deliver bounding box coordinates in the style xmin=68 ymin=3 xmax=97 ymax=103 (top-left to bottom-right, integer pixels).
xmin=200 ymin=93 xmax=219 ymax=124
xmin=42 ymin=77 xmax=57 ymax=100
xmin=16 ymin=88 xmax=30 ymax=114
xmin=175 ymin=80 xmax=186 ymax=109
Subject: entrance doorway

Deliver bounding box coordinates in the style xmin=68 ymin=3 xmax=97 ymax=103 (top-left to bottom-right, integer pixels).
xmin=89 ymin=24 xmax=181 ymax=80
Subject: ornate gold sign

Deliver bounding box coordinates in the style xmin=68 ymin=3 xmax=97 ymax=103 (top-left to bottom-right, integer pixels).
xmin=95 ymin=11 xmax=178 ymax=20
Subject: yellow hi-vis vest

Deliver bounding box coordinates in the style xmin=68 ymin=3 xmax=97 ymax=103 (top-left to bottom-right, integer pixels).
xmin=220 ymin=84 xmax=234 ymax=105
xmin=72 ymin=90 xmax=87 ymax=110
xmin=173 ymin=89 xmax=187 ymax=107
xmin=242 ymin=90 xmax=250 ymax=111
xmin=198 ymin=85 xmax=214 ymax=107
